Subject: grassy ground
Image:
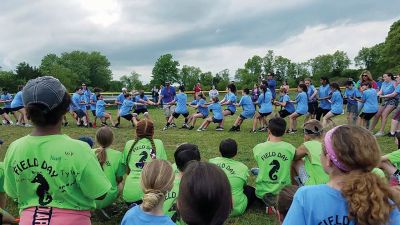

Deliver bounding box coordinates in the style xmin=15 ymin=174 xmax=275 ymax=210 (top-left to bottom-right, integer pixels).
xmin=0 ymin=105 xmax=397 ymax=225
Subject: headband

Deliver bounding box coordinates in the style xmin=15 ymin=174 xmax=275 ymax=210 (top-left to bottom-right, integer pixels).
xmin=324 ymin=126 xmax=350 ymax=172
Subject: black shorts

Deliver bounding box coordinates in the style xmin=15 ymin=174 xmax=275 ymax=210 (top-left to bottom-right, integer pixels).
xmin=86 ymin=105 xmax=90 ymax=110
xmin=0 ymin=108 xmax=4 ymax=115
xmin=212 ymin=118 xmax=223 ymax=123
xmin=134 ymin=108 xmax=148 ymax=115
xmin=259 ymin=112 xmax=272 ymax=118
xmin=3 ymin=108 xmax=12 ymax=114
xmin=74 ymin=109 xmax=86 ymax=118
xmin=91 ymin=110 xmax=96 ymax=117
xmin=12 ymin=106 xmax=23 ymax=111
xmin=224 ymin=109 xmax=235 ymax=116
xmin=308 ymin=102 xmax=318 ymax=114
xmin=359 ymin=112 xmax=376 ymax=121
xmin=173 ymin=112 xmax=189 ymax=118
xmin=122 ymin=114 xmax=133 ymax=121
xmin=278 ymin=109 xmax=292 ymax=118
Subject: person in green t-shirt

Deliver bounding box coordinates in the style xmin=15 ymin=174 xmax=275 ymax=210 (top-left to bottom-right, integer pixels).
xmin=209 ymin=138 xmax=252 ymax=217
xmin=93 ymin=127 xmax=125 ymax=216
xmin=292 ymin=119 xmax=329 ymax=186
xmin=252 ymin=117 xmax=295 ymax=213
xmin=122 ymin=119 xmax=168 ymax=204
xmin=4 ymin=76 xmax=111 ymax=225
xmin=380 ymin=132 xmax=400 ymax=185
xmin=163 ymin=143 xmax=201 ymax=224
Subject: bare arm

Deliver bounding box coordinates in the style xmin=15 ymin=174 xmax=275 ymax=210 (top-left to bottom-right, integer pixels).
xmin=294 ymin=144 xmax=308 ymax=161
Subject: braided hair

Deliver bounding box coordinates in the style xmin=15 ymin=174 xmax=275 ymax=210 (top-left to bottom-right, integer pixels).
xmin=126 ymin=119 xmax=157 ymax=166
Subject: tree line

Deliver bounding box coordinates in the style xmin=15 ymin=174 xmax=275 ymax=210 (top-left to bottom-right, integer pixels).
xmin=1 ymin=20 xmax=398 ymax=92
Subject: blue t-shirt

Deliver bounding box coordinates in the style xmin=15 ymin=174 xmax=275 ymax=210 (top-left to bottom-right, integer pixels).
xmin=307 ymin=85 xmax=317 ymax=102
xmin=83 ymin=89 xmax=91 ymax=104
xmin=295 ymin=92 xmax=308 ymax=114
xmin=90 ymin=94 xmax=97 ymax=111
xmin=208 ymin=102 xmax=223 ymax=120
xmin=362 ymin=88 xmax=379 ymax=113
xmin=345 ymin=87 xmax=359 ymax=105
xmin=330 ymin=90 xmax=343 ymax=114
xmin=197 ymin=98 xmax=209 ymax=116
xmin=283 ymin=185 xmax=400 ymax=225
xmin=175 ymin=93 xmax=188 ymax=114
xmin=121 ymin=205 xmax=175 ymax=225
xmin=190 ymin=100 xmax=198 ymax=105
xmin=71 ymin=93 xmax=81 ymax=111
xmin=96 ymin=100 xmax=106 ymax=117
xmin=258 ymin=92 xmax=273 ymax=114
xmin=267 ymin=79 xmax=277 ymax=98
xmin=119 ymin=99 xmax=135 ymax=116
xmin=1 ymin=93 xmax=13 ymax=108
xmin=318 ymin=84 xmax=331 ymax=110
xmin=239 ymin=95 xmax=255 ymax=116
xmin=224 ymin=92 xmax=237 ymax=113
xmin=279 ymin=94 xmax=295 ymax=113
xmin=116 ymin=93 xmax=125 ymax=109
xmin=161 ymin=86 xmax=176 ymax=104
xmin=10 ymin=91 xmax=23 ymax=108
xmin=395 ymin=84 xmax=400 ymax=94
xmin=79 ymin=95 xmax=87 ymax=111
xmin=135 ymin=95 xmax=148 ymax=110
xmin=381 ymin=81 xmax=395 ymax=95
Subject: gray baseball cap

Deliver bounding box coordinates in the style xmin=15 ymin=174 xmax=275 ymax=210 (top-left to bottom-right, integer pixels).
xmin=23 ymin=76 xmax=67 ymax=112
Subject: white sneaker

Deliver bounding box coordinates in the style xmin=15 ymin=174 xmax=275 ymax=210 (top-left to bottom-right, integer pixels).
xmin=162 ymin=125 xmax=169 ymax=131
xmin=197 ymin=127 xmax=203 ymax=132
xmin=132 ymin=113 xmax=138 ymax=118
xmin=143 ymin=112 xmax=149 ymax=118
xmin=374 ymin=131 xmax=385 ymax=137
xmin=25 ymin=124 xmax=33 ymax=127
xmin=8 ymin=120 xmax=13 ymax=125
xmin=2 ymin=120 xmax=6 ymax=125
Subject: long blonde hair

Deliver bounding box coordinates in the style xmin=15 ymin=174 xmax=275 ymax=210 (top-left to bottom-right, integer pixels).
xmin=329 ymin=126 xmax=400 ymax=225
xmin=95 ymin=127 xmax=114 ymax=168
xmin=141 ymin=159 xmax=175 ymax=212
xmin=359 ymin=70 xmax=374 ymax=82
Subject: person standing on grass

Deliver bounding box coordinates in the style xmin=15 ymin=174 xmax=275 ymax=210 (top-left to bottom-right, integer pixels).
xmin=193 ymin=82 xmax=202 ymax=99
xmin=344 ymin=81 xmax=361 ymax=125
xmin=4 ymin=76 xmax=111 ymax=225
xmin=163 ymin=86 xmax=189 ymax=130
xmin=89 ymin=87 xmax=102 ymax=128
xmin=197 ymin=96 xmax=224 ymax=131
xmin=229 ymin=88 xmax=255 ymax=132
xmin=316 ymin=77 xmax=331 ymax=121
xmin=287 ymin=84 xmax=308 ymax=134
xmin=158 ymin=81 xmax=177 ymax=127
xmin=385 ymin=75 xmax=400 ymax=137
xmin=1 ymin=88 xmax=17 ymax=124
xmin=11 ymin=85 xmax=31 ymax=127
xmin=96 ymin=94 xmax=117 ymax=127
xmin=251 ymin=84 xmax=272 ymax=133
xmin=186 ymin=92 xmax=208 ymax=130
xmin=71 ymin=87 xmax=88 ymax=127
xmin=266 ymin=72 xmax=277 ymax=100
xmin=356 ymin=82 xmax=379 ymax=129
xmin=151 ymin=86 xmax=159 ymax=104
xmin=209 ymin=85 xmax=219 ymax=99
xmin=115 ymin=87 xmax=128 ymax=128
xmin=274 ymin=87 xmax=295 ymax=118
xmin=322 ymin=83 xmax=343 ymax=128
xmin=220 ymin=83 xmax=237 ymax=127
xmin=304 ymin=78 xmax=318 ymax=122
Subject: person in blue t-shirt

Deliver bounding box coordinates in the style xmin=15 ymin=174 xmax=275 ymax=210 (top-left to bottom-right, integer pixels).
xmin=251 ymin=85 xmax=272 ymax=132
xmin=134 ymin=90 xmax=156 ymax=114
xmin=287 ymin=84 xmax=308 ymax=134
xmin=157 ymin=81 xmax=177 ymax=126
xmin=266 ymin=72 xmax=277 ymax=99
xmin=316 ymin=77 xmax=331 ymax=121
xmin=187 ymin=92 xmax=209 ymax=130
xmin=10 ymin=85 xmax=31 ymax=127
xmin=163 ymin=86 xmax=189 ymax=130
xmin=283 ymin=125 xmax=400 ymax=225
xmin=81 ymin=83 xmax=91 ymax=110
xmin=370 ymin=73 xmax=397 ymax=137
xmin=96 ymin=94 xmax=117 ymax=127
xmin=383 ymin=75 xmax=400 ymax=137
xmin=304 ymin=78 xmax=318 ymax=121
xmin=115 ymin=87 xmax=128 ymax=128
xmin=89 ymin=88 xmax=102 ymax=128
xmin=220 ymin=83 xmax=237 ymax=119
xmin=118 ymin=93 xmax=143 ymax=128
xmin=70 ymin=87 xmax=88 ymax=127
xmin=322 ymin=83 xmax=343 ymax=128
xmin=229 ymin=88 xmax=255 ymax=132
xmin=197 ymin=97 xmax=224 ymax=131
xmin=0 ymin=88 xmax=18 ymax=123
xmin=274 ymin=87 xmax=295 ymax=118
xmin=356 ymin=82 xmax=379 ymax=129
xmin=344 ymin=81 xmax=361 ymax=125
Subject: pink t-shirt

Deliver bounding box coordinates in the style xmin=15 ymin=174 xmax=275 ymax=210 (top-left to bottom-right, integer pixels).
xmin=20 ymin=207 xmax=91 ymax=225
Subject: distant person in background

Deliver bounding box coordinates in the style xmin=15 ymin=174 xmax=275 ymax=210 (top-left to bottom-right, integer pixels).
xmin=281 ymin=80 xmax=290 ymax=92
xmin=158 ymin=85 xmax=164 ymax=107
xmin=316 ymin=77 xmax=331 ymax=121
xmin=209 ymin=85 xmax=219 ymax=99
xmin=151 ymin=86 xmax=159 ymax=103
xmin=356 ymin=70 xmax=378 ymax=90
xmin=304 ymin=78 xmax=318 ymax=121
xmin=115 ymin=87 xmax=128 ymax=128
xmin=377 ymin=76 xmax=383 ymax=90
xmin=251 ymin=83 xmax=260 ymax=108
xmin=82 ymin=83 xmax=91 ymax=111
xmin=11 ymin=85 xmax=31 ymax=127
xmin=267 ymin=72 xmax=277 ymax=99
xmin=193 ymin=83 xmax=202 ymax=99
xmin=1 ymin=88 xmax=17 ymax=123
xmin=89 ymin=87 xmax=102 ymax=128
xmin=158 ymin=81 xmax=177 ymax=126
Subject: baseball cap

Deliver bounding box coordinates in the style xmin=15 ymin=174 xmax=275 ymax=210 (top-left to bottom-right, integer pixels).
xmin=122 ymin=87 xmax=128 ymax=91
xmin=23 ymin=76 xmax=67 ymax=112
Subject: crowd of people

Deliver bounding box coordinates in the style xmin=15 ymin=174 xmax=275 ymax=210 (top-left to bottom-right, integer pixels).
xmin=0 ymin=73 xmax=399 ymax=225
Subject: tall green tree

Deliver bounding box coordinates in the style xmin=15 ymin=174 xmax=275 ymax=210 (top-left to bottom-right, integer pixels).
xmin=382 ymin=20 xmax=400 ymax=73
xmin=263 ymin=50 xmax=275 ymax=75
xmin=331 ymin=50 xmax=351 ymax=76
xmin=0 ymin=71 xmax=22 ymax=92
xmin=273 ymin=56 xmax=291 ymax=81
xmin=179 ymin=65 xmax=202 ymax=89
xmin=120 ymin=71 xmax=144 ymax=90
xmin=151 ymin=54 xmax=180 ymax=85
xmin=354 ymin=45 xmax=383 ymax=71
xmin=15 ymin=62 xmax=42 ymax=82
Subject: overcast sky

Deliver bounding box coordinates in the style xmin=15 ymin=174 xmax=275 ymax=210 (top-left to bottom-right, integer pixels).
xmin=0 ymin=0 xmax=399 ymax=83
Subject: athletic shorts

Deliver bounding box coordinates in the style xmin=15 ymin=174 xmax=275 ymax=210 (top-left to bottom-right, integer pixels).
xmin=240 ymin=111 xmax=255 ymax=120
xmin=96 ymin=112 xmax=105 ymax=118
xmin=278 ymin=109 xmax=292 ymax=118
xmin=259 ymin=112 xmax=272 ymax=118
xmin=86 ymin=105 xmax=90 ymax=110
xmin=392 ymin=107 xmax=400 ymax=121
xmin=20 ymin=207 xmax=91 ymax=225
xmin=163 ymin=105 xmax=176 ymax=117
xmin=122 ymin=114 xmax=133 ymax=121
xmin=224 ymin=109 xmax=235 ymax=116
xmin=12 ymin=106 xmax=23 ymax=111
xmin=173 ymin=112 xmax=189 ymax=118
xmin=0 ymin=108 xmax=4 ymax=115
xmin=134 ymin=108 xmax=148 ymax=115
xmin=308 ymin=102 xmax=318 ymax=114
xmin=74 ymin=110 xmax=86 ymax=119
xmin=295 ymin=111 xmax=305 ymax=116
xmin=359 ymin=112 xmax=376 ymax=121
xmin=212 ymin=118 xmax=223 ymax=124
xmin=91 ymin=110 xmax=96 ymax=117
xmin=347 ymin=104 xmax=358 ymax=114
xmin=3 ymin=108 xmax=12 ymax=114
xmin=196 ymin=112 xmax=208 ymax=119
xmin=382 ymin=98 xmax=398 ymax=107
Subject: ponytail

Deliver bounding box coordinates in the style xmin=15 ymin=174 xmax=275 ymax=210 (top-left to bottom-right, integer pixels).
xmin=95 ymin=147 xmax=107 ymax=169
xmin=142 ymin=190 xmax=165 ymax=212
xmin=95 ymin=126 xmax=114 ymax=169
xmin=341 ymin=171 xmax=400 ymax=225
xmin=126 ymin=137 xmax=157 ymax=166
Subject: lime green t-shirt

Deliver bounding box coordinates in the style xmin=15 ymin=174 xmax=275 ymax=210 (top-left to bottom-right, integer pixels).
xmin=209 ymin=157 xmax=249 ymax=216
xmin=4 ymin=135 xmax=111 ymax=211
xmin=122 ymin=138 xmax=167 ymax=203
xmin=303 ymin=141 xmax=329 ymax=185
xmin=93 ymin=148 xmax=125 ymax=209
xmin=162 ymin=177 xmax=182 ymax=224
xmin=0 ymin=162 xmax=4 ymax=193
xmin=372 ymin=168 xmax=386 ymax=178
xmin=386 ymin=149 xmax=400 ymax=169
xmin=253 ymin=141 xmax=295 ymax=197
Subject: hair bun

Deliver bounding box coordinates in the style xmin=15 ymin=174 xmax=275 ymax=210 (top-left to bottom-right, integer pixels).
xmin=142 ymin=191 xmax=164 ymax=211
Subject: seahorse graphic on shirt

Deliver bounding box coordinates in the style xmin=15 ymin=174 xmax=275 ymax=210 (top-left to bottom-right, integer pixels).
xmin=269 ymin=160 xmax=280 ymax=181
xmin=31 ymin=173 xmax=53 ymax=206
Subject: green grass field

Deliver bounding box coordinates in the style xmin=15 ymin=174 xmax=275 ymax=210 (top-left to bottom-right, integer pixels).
xmin=0 ymin=106 xmax=397 ymax=225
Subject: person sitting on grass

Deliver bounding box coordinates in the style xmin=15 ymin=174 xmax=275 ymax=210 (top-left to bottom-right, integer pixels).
xmin=209 ymin=139 xmax=254 ymax=217
xmin=380 ymin=132 xmax=400 ymax=186
xmin=4 ymin=76 xmax=111 ymax=225
xmin=252 ymin=117 xmax=296 ymax=214
xmin=197 ymin=96 xmax=224 ymax=131
xmin=121 ymin=160 xmax=175 ymax=225
xmin=276 ymin=185 xmax=299 ymax=224
xmin=292 ymin=119 xmax=329 ymax=186
xmin=229 ymin=88 xmax=255 ymax=132
xmin=251 ymin=84 xmax=272 ymax=133
xmin=274 ymin=87 xmax=295 ymax=119
xmin=163 ymin=143 xmax=201 ymax=224
xmin=96 ymin=94 xmax=117 ymax=127
xmin=187 ymin=92 xmax=208 ymax=130
xmin=163 ymin=86 xmax=189 ymax=130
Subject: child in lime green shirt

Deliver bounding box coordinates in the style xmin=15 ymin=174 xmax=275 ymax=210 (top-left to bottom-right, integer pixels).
xmin=94 ymin=127 xmax=125 ymax=211
xmin=380 ymin=133 xmax=400 ymax=185
xmin=292 ymin=119 xmax=329 ymax=186
xmin=163 ymin=143 xmax=201 ymax=224
xmin=209 ymin=139 xmax=252 ymax=217
xmin=252 ymin=117 xmax=295 ymax=212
